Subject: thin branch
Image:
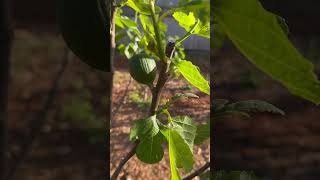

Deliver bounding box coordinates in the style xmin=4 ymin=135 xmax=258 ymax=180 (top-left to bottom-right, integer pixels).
xmin=182 ymin=161 xmax=210 ymax=180
xmin=6 ymin=48 xmax=69 ymax=180
xmin=110 ymin=64 xmax=168 ymax=179
xmin=108 ymin=0 xmax=117 ymax=178
xmin=149 ymin=61 xmax=170 ymax=115
xmin=111 ymin=44 xmax=172 ymax=179
xmin=110 ymin=142 xmax=138 ymax=180
xmin=111 ymin=0 xmax=175 ymax=177
xmin=175 ymin=20 xmax=199 ymax=46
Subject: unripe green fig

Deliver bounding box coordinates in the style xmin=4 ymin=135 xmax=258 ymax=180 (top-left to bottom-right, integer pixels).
xmin=129 ymin=54 xmax=157 ymax=85
xmin=59 ymin=0 xmax=109 ymax=72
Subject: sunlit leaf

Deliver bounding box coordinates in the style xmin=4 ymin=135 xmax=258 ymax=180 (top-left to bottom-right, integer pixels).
xmin=161 ymin=128 xmax=194 ymax=179
xmin=127 ymin=0 xmax=161 ymax=15
xmin=175 ymin=60 xmax=210 ymax=95
xmin=214 ymin=0 xmax=320 ymax=104
xmin=171 ymin=116 xmax=197 ymax=152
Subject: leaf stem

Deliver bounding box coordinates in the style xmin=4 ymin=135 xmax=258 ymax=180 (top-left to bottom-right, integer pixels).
xmin=176 ymin=20 xmax=199 ymax=46
xmin=150 ymin=0 xmax=166 ymax=62
xmin=159 ymin=2 xmax=208 ymax=22
xmin=159 ymin=8 xmax=177 ymax=22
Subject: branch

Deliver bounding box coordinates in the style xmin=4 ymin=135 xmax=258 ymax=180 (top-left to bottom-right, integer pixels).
xmin=182 ymin=161 xmax=210 ymax=180
xmin=110 ymin=141 xmax=138 ymax=180
xmin=107 ymin=0 xmax=116 ymax=177
xmin=111 ymin=43 xmax=172 ymax=179
xmin=110 ymin=63 xmax=169 ymax=179
xmin=6 ymin=47 xmax=69 ymax=180
xmin=111 ymin=0 xmax=174 ymax=177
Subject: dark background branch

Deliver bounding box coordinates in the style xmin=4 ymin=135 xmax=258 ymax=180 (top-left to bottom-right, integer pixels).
xmin=6 ymin=48 xmax=69 ymax=180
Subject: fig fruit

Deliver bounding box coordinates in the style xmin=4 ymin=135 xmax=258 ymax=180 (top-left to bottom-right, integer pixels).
xmin=129 ymin=54 xmax=157 ymax=85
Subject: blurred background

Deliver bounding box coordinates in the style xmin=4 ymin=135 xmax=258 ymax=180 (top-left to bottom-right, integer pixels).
xmin=213 ymin=1 xmax=320 ymax=180
xmin=3 ymin=1 xmax=108 ymax=179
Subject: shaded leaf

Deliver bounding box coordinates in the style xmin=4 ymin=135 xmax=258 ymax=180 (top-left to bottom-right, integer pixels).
xmin=130 ymin=115 xmax=164 ymax=164
xmin=226 ymin=100 xmax=285 ymax=115
xmin=194 ymin=122 xmax=210 ymax=145
xmin=136 ymin=132 xmax=164 ymax=164
xmin=212 ymin=23 xmax=225 ymax=49
xmin=127 ymin=0 xmax=161 ymax=15
xmin=212 ymin=99 xmax=229 ymax=112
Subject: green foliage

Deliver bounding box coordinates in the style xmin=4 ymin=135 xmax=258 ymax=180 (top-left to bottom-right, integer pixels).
xmin=213 ymin=99 xmax=284 ymax=121
xmin=174 ymin=60 xmax=210 ymax=95
xmin=130 ymin=115 xmax=164 ymax=163
xmin=114 ymin=0 xmax=320 ymax=178
xmin=161 ymin=127 xmax=195 ymax=179
xmin=212 ymin=23 xmax=225 ymax=49
xmin=194 ymin=121 xmax=210 ymax=145
xmin=213 ymin=0 xmax=320 ymax=104
xmin=227 ymin=100 xmax=285 ymax=115
xmin=116 ymin=3 xmax=210 ymax=177
xmin=159 ymin=116 xmax=197 ymax=179
xmin=171 ymin=116 xmax=197 ymax=152
xmin=173 ymin=11 xmax=210 ymax=38
xmin=127 ymin=0 xmax=162 ymax=15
